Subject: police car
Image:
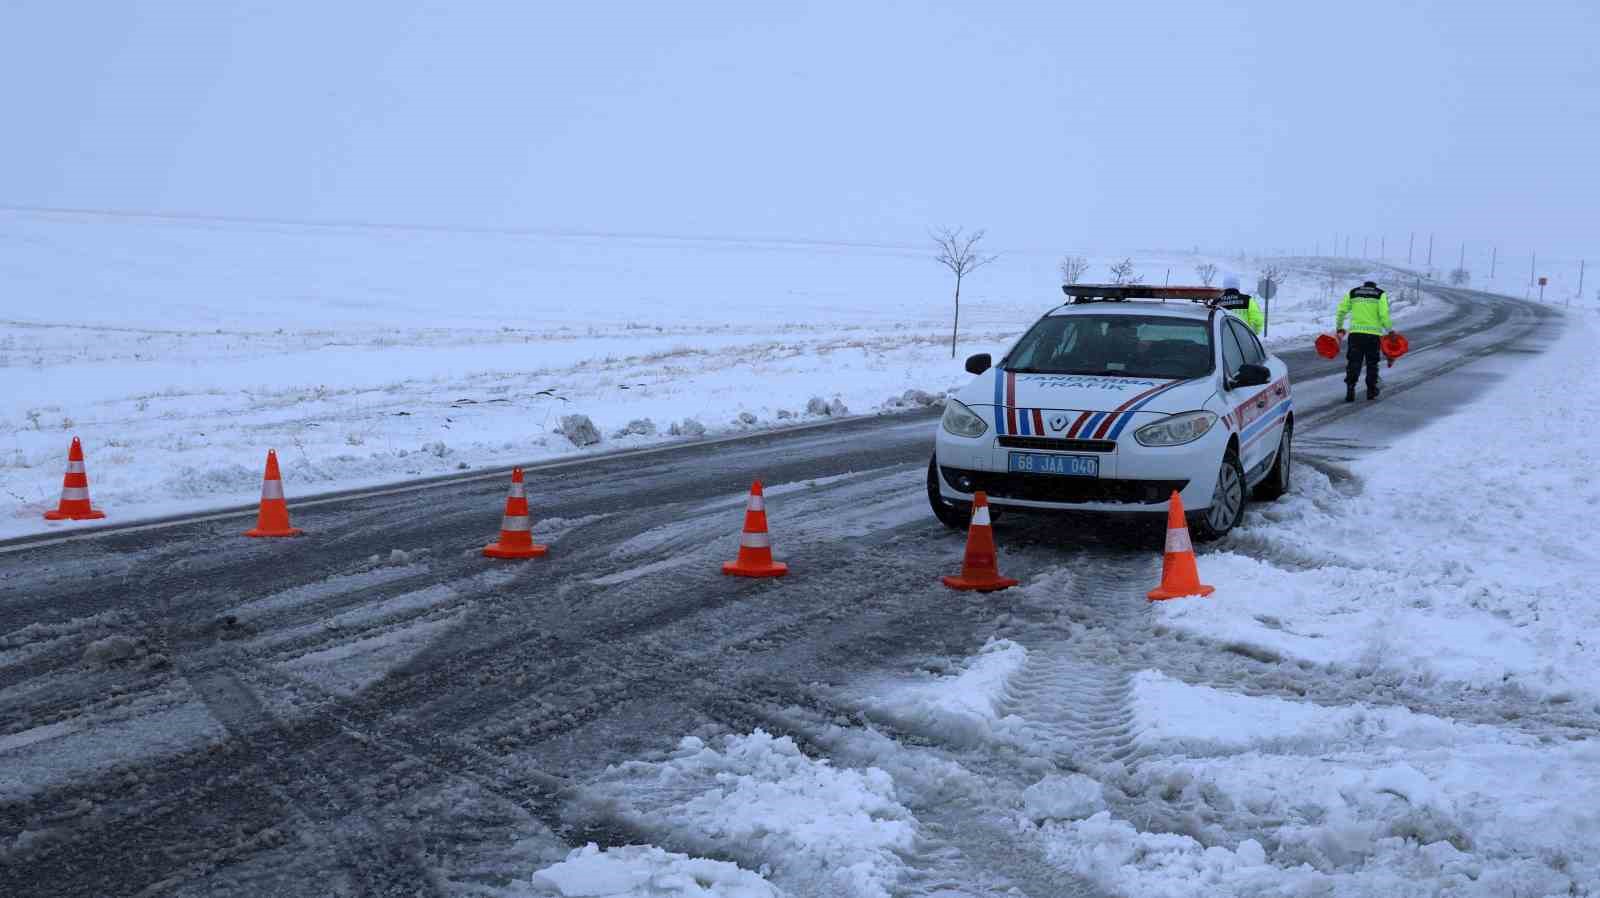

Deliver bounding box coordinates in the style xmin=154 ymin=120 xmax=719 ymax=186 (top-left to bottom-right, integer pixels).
xmin=929 ymin=284 xmax=1293 ymax=541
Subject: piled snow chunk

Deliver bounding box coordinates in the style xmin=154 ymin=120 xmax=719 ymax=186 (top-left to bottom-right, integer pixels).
xmin=804 ymin=396 xmax=849 ymax=417
xmin=736 ymin=412 xmax=757 ymax=426
xmin=668 ymin=418 xmax=706 ymax=438
xmin=526 ymin=843 xmax=777 ymax=897
xmin=1022 ymin=774 xmax=1106 ymax=822
xmin=613 ymin=418 xmax=658 ymax=439
xmin=559 ymin=415 xmax=602 ymax=447
xmin=81 ymin=635 xmax=142 ymax=667
xmin=857 ymin=638 xmax=1027 ymax=747
xmin=886 ymin=389 xmax=943 ymax=410
xmin=587 ymin=730 xmax=915 ymax=898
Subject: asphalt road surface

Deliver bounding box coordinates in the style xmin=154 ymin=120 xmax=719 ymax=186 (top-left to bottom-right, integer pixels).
xmin=0 ymin=287 xmax=1563 ymax=897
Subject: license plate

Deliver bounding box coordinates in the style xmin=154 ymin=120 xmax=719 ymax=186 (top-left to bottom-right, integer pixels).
xmin=1008 ymin=452 xmax=1098 ymax=478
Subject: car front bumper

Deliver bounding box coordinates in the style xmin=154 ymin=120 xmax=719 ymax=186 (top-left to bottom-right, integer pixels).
xmin=933 ymin=425 xmax=1224 ymax=514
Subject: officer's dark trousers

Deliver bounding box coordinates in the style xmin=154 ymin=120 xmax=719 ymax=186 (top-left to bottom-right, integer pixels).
xmin=1345 ymin=333 xmax=1381 ymax=393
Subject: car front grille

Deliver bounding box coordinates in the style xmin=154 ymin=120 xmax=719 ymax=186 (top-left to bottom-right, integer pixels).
xmin=941 ymin=466 xmax=1185 ymax=506
xmin=996 ymin=436 xmax=1116 ymax=453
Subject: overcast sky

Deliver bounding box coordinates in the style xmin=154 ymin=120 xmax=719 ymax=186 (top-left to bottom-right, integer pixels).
xmin=2 ymin=0 xmax=1595 ymax=259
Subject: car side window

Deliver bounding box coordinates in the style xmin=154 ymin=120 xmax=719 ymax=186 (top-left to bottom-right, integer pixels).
xmin=1220 ymin=321 xmax=1245 ymax=380
xmin=1229 ymin=319 xmax=1265 ymax=365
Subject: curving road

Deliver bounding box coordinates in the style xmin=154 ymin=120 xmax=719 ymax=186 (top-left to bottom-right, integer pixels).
xmin=0 ymin=286 xmax=1563 ymax=897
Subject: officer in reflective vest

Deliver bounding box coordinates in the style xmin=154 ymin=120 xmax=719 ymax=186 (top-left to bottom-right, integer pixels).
xmin=1336 ymin=280 xmax=1393 ymax=401
xmin=1222 ymin=275 xmax=1265 ymax=334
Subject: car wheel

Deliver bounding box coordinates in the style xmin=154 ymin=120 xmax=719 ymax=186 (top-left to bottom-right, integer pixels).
xmin=1192 ymin=448 xmax=1245 ymax=542
xmin=1253 ymin=423 xmax=1292 ymax=501
xmin=927 ymin=455 xmax=970 ymax=530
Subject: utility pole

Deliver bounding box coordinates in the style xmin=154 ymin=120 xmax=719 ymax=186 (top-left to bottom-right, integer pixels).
xmin=1531 ymin=252 xmax=1536 ymax=287
xmin=1344 ymin=236 xmax=1350 ymax=257
xmin=1408 ymin=231 xmax=1415 ymax=264
xmin=1579 ymin=260 xmax=1585 ymax=303
xmin=1363 ymin=236 xmax=1369 ymax=258
xmin=1491 ymin=246 xmax=1497 ymax=279
xmin=1459 ymin=242 xmax=1465 ymax=272
xmin=1381 ymin=236 xmax=1385 ymax=259
xmin=1427 ymin=233 xmax=1434 ymax=268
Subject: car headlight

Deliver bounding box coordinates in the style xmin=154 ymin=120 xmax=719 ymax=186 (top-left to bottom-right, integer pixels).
xmin=1135 ymin=411 xmax=1217 ymax=447
xmin=941 ymin=400 xmax=988 ymax=438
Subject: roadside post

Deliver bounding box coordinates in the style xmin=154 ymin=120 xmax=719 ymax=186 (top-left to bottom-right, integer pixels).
xmin=1539 ymin=276 xmax=1548 ymax=303
xmin=1256 ymin=277 xmax=1277 ymax=336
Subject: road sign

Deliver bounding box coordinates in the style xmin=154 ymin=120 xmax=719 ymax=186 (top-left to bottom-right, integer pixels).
xmin=1256 ymin=278 xmax=1278 ymax=300
xmin=1538 ymin=277 xmax=1548 ymax=286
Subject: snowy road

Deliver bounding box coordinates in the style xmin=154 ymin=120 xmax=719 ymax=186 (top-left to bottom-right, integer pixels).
xmin=0 ymin=287 xmax=1572 ymax=897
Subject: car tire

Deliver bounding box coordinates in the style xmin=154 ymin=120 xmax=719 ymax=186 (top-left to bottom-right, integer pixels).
xmin=927 ymin=455 xmax=971 ymax=530
xmin=1253 ymin=423 xmax=1292 ymax=501
xmin=1192 ymin=447 xmax=1245 ymax=542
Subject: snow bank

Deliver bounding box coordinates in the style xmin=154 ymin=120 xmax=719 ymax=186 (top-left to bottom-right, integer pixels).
xmin=584 ymin=730 xmax=916 ymax=898
xmin=851 ymin=637 xmax=1028 ymax=747
xmin=1157 ymin=313 xmax=1600 ymax=704
xmin=1037 ymin=673 xmax=1600 ymax=896
xmin=525 ymin=843 xmax=777 ymax=898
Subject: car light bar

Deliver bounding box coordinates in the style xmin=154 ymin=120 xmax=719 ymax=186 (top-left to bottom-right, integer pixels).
xmin=1061 ymin=283 xmax=1250 ymax=309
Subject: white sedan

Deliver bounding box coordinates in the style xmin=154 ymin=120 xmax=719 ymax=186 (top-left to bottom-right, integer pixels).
xmin=929 ymin=285 xmax=1293 ymax=541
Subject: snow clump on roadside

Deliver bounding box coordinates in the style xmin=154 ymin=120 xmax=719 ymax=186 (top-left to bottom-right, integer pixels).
xmin=559 ymin=415 xmax=602 ymax=447
xmin=668 ymin=418 xmax=706 ymax=437
xmin=854 ymin=638 xmax=1028 ymax=748
xmin=525 ymin=843 xmax=778 ymax=897
xmin=1023 ymin=774 xmax=1107 ymax=823
xmin=582 ymin=730 xmax=916 ymax=898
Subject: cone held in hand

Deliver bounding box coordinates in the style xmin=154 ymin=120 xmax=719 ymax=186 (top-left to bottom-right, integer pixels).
xmin=722 ymin=480 xmax=787 ymax=578
xmin=244 ymin=449 xmax=302 ymax=538
xmin=942 ymin=492 xmax=1019 ymax=592
xmin=44 ymin=437 xmax=106 ymax=521
xmin=484 ymin=468 xmax=548 ymax=559
xmin=1147 ymin=491 xmax=1213 ymax=601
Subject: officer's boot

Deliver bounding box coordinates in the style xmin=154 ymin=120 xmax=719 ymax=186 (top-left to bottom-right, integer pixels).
xmin=1345 ymin=383 xmax=1356 ymax=403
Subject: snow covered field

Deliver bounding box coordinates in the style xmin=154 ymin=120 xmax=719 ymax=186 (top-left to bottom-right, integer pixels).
xmin=1 ymin=212 xmax=1438 ymax=539
xmin=513 ymin=313 xmax=1596 ymax=896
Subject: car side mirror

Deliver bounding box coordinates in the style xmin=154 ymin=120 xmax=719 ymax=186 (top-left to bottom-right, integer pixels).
xmin=1233 ymin=363 xmax=1271 ymax=388
xmin=965 ymin=353 xmax=992 ymax=375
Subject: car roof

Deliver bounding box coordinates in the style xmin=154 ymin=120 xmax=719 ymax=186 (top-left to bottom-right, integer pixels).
xmin=1043 ymin=301 xmax=1214 ymax=321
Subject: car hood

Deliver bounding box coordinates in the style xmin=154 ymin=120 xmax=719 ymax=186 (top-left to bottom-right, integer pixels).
xmin=957 ymin=370 xmax=1215 ymax=434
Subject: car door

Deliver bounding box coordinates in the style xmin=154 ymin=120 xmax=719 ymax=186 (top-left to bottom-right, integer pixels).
xmin=1223 ymin=318 xmax=1282 ymax=475
xmin=1219 ymin=320 xmax=1264 ymax=473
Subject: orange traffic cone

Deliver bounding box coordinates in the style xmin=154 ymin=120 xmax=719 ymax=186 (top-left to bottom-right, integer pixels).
xmin=244 ymin=450 xmax=302 ymax=538
xmin=722 ymin=480 xmax=787 ymax=578
xmin=1314 ymin=332 xmax=1342 ymax=360
xmin=43 ymin=437 xmax=106 ymax=521
xmin=1147 ymin=491 xmax=1213 ymax=601
xmin=483 ymin=468 xmax=548 ymax=559
xmin=942 ymin=492 xmax=1019 ymax=592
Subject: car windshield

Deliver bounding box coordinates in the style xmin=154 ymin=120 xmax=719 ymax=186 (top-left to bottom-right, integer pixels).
xmin=1003 ymin=314 xmax=1213 ymax=379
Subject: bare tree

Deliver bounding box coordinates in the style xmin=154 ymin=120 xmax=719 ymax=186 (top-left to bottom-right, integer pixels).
xmin=932 ymin=227 xmax=998 ymax=358
xmin=1059 ymin=255 xmax=1090 ymax=285
xmin=1257 ymin=263 xmax=1287 ymax=286
xmin=1449 ymin=267 xmax=1471 ymax=286
xmin=1194 ymin=262 xmax=1218 ymax=286
xmin=1108 ymin=258 xmax=1141 ymax=285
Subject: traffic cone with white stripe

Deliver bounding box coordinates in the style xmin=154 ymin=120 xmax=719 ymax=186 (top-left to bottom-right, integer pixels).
xmin=942 ymin=492 xmax=1019 ymax=592
xmin=244 ymin=450 xmax=302 ymax=538
xmin=483 ymin=468 xmax=548 ymax=559
xmin=722 ymin=480 xmax=787 ymax=578
xmin=1147 ymin=491 xmax=1213 ymax=601
xmin=43 ymin=437 xmax=106 ymax=521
